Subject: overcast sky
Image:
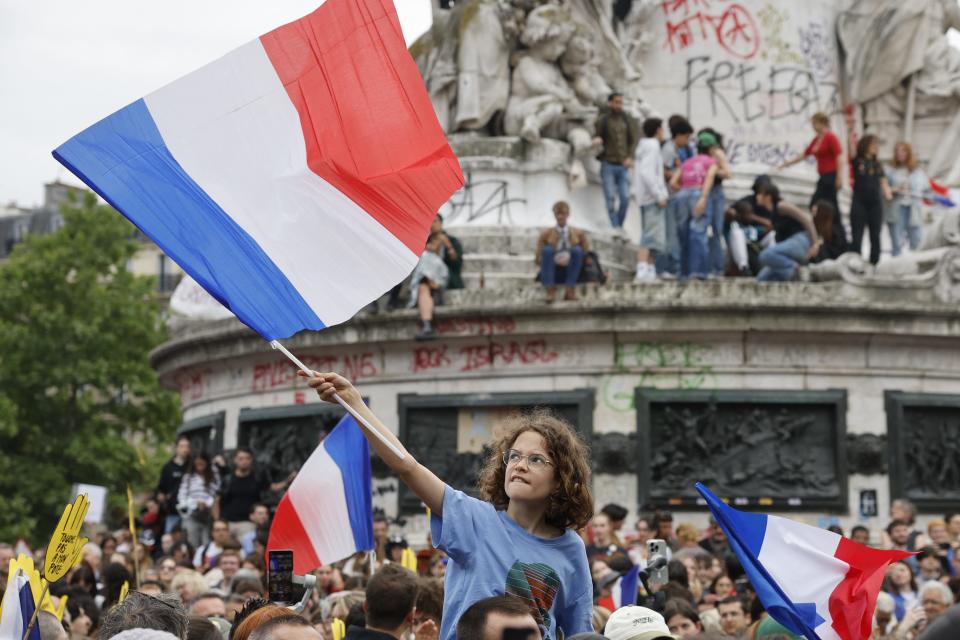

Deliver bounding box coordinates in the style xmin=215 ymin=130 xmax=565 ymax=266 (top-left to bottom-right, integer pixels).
xmin=0 ymin=0 xmax=433 ymax=208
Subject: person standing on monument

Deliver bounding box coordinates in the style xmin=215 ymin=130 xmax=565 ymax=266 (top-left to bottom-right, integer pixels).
xmin=536 ymin=201 xmax=590 ymax=303
xmin=633 ymin=117 xmax=669 ymax=281
xmin=850 ymin=134 xmax=893 ymax=266
xmin=660 ymin=116 xmax=696 ymax=277
xmin=300 ymin=372 xmax=595 ymax=640
xmin=593 ymin=92 xmax=639 ymax=230
xmin=777 ymin=112 xmax=845 ymax=219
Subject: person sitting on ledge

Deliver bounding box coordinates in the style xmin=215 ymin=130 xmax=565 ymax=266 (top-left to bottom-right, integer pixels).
xmin=535 ymin=201 xmax=589 ymax=303
xmin=408 ymin=232 xmax=449 ymax=340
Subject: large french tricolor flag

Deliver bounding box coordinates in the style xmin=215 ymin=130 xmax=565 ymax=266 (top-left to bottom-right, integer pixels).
xmin=53 ymin=0 xmax=463 ymax=340
xmin=267 ymin=415 xmax=374 ymax=574
xmin=0 ymin=569 xmax=40 ymax=640
xmin=696 ymin=483 xmax=910 ymax=640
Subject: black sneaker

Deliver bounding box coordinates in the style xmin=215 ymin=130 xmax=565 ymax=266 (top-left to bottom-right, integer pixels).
xmin=415 ymin=327 xmax=438 ymax=341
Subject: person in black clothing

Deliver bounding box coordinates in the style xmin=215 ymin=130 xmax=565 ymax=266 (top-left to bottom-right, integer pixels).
xmin=755 ymin=182 xmax=820 ymax=282
xmin=724 ymin=175 xmax=775 ymax=276
xmin=810 ymin=200 xmax=846 ymax=263
xmin=432 ymin=214 xmax=464 ymax=290
xmin=156 ymin=435 xmax=192 ymax=534
xmin=214 ymin=447 xmax=293 ymax=540
xmin=850 ymin=134 xmax=892 ymax=266
xmin=345 ymin=564 xmax=419 ymax=640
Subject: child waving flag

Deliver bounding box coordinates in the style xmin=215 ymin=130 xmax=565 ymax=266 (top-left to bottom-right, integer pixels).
xmin=302 ymin=372 xmax=595 ymax=640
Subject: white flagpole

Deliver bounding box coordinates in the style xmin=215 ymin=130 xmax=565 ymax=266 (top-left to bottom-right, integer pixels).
xmin=269 ymin=340 xmax=406 ymax=460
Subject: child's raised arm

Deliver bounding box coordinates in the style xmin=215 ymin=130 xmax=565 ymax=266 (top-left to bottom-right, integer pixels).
xmin=299 ymin=371 xmax=446 ymax=516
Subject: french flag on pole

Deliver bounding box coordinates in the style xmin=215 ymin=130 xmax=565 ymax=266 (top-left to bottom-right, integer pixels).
xmin=267 ymin=415 xmax=374 ymax=574
xmin=53 ymin=0 xmax=463 ymax=341
xmin=0 ymin=569 xmax=40 ymax=640
xmin=696 ymin=483 xmax=911 ymax=640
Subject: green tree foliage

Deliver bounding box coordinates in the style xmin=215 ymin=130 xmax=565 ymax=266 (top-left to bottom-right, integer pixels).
xmin=0 ymin=193 xmax=180 ymax=543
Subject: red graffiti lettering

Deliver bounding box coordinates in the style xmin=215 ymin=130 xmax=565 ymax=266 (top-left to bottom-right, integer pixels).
xmin=433 ymin=316 xmax=517 ymax=336
xmin=662 ymin=2 xmax=759 ymax=59
xmin=251 ymin=353 xmax=379 ymax=391
xmin=174 ymin=369 xmax=211 ymax=403
xmin=412 ymin=345 xmax=452 ymax=373
xmin=459 ymin=340 xmax=559 ymax=373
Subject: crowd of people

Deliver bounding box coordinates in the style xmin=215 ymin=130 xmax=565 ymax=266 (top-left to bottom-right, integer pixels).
xmin=3 ymin=387 xmax=959 ymax=640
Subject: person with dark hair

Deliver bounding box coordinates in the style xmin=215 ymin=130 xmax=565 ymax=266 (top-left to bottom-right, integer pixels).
xmin=662 ymin=599 xmax=703 ymax=637
xmin=190 ymin=592 xmax=227 ymax=619
xmin=414 ymin=577 xmax=444 ymax=640
xmin=430 ymin=214 xmax=463 ymax=290
xmin=660 ymin=116 xmax=697 ymax=277
xmin=178 ymin=453 xmax=220 ymax=550
xmin=456 ymin=595 xmax=541 ymax=640
xmin=850 ymin=134 xmax=892 ymax=266
xmin=67 ymin=593 xmax=100 ymax=638
xmin=187 ymin=616 xmax=224 ymax=640
xmin=102 ymin=562 xmax=134 ymax=610
xmin=883 ymin=560 xmax=919 ymax=621
xmin=193 ymin=520 xmax=234 ymax=570
xmin=851 ymin=525 xmax=870 ymax=546
xmin=599 ymin=504 xmax=628 ymax=547
xmin=777 ymin=111 xmax=844 ymax=216
xmin=248 ymin=615 xmax=320 ymax=640
xmin=717 ymin=595 xmax=751 ymax=638
xmin=698 ymin=127 xmax=732 ymax=276
xmin=810 ymin=200 xmax=845 ymax=263
xmin=343 ymin=564 xmax=419 ymax=640
xmin=157 ymin=436 xmax=192 ymax=534
xmin=668 ymin=131 xmax=719 ymax=279
xmin=216 ymin=447 xmax=291 ymax=541
xmin=99 ymin=591 xmax=188 ymax=639
xmin=594 ymin=92 xmax=639 ymax=229
xmin=754 ymin=183 xmax=820 ymax=282
xmin=301 ymin=373 xmax=594 ymax=640
xmin=536 ymin=201 xmax=590 ymax=302
xmin=633 ymin=118 xmax=669 ymax=281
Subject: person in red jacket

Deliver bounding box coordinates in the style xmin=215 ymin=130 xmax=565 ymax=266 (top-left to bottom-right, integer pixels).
xmin=777 ymin=111 xmax=845 ymax=218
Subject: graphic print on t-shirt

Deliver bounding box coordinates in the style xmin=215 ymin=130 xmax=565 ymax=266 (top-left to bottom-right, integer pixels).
xmin=505 ymin=560 xmax=561 ymax=631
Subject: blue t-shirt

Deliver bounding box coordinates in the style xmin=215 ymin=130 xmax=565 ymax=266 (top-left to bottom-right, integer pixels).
xmin=430 ymin=486 xmax=592 ymax=640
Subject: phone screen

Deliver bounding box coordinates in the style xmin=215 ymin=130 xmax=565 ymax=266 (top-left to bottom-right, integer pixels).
xmin=268 ymin=550 xmax=294 ymax=603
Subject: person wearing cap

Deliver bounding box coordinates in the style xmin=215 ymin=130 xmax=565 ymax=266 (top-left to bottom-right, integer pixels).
xmin=668 ymin=132 xmax=719 ymax=280
xmin=604 ymin=606 xmax=678 ymax=640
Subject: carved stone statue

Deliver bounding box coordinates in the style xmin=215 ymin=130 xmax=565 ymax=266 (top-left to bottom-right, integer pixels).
xmin=504 ymin=5 xmax=595 ymax=156
xmin=837 ymin=0 xmax=960 ymax=183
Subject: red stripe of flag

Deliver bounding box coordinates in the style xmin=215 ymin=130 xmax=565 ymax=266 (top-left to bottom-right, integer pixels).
xmin=259 ymin=0 xmax=464 ymax=254
xmin=266 ymin=494 xmax=322 ymax=575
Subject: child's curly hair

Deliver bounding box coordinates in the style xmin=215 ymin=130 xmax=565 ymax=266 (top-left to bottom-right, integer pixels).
xmin=478 ymin=408 xmax=593 ymax=530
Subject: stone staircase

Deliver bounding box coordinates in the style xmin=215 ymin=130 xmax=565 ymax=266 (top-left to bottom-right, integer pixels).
xmin=449 ymin=225 xmax=639 ymax=290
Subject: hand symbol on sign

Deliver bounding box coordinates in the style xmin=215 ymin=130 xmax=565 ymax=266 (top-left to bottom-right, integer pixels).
xmin=44 ymin=494 xmax=90 ymax=582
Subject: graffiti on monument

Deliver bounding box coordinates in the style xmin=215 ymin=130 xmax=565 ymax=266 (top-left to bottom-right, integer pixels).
xmin=636 ymin=389 xmax=847 ymax=510
xmin=601 ymin=341 xmax=716 ymax=413
xmin=661 ymin=0 xmax=761 ymax=60
xmin=445 ymin=171 xmax=527 ymax=226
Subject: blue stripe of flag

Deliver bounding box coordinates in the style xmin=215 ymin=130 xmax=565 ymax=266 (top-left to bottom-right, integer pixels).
xmin=324 ymin=414 xmax=375 ymax=553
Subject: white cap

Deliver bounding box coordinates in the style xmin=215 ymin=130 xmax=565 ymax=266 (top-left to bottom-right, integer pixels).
xmin=603 ymin=606 xmax=678 ymax=640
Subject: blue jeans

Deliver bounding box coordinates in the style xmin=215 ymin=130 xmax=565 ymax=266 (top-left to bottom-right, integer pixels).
xmin=601 ymin=161 xmax=630 ymax=228
xmin=707 ymin=187 xmax=726 ymax=275
xmin=540 ymin=245 xmax=584 ymax=287
xmin=757 ymin=233 xmax=811 ymax=281
xmin=657 ymin=196 xmax=681 ymax=275
xmin=888 ymin=204 xmax=922 ymax=256
xmin=673 ymin=188 xmax=709 ymax=279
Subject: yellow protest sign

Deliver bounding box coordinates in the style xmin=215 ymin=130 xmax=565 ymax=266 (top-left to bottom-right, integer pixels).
xmin=44 ymin=494 xmax=90 ymax=582
xmin=332 ymin=618 xmax=346 ymax=640
xmin=2 ymin=555 xmax=65 ymax=620
xmin=118 ymin=580 xmax=129 ymax=603
xmin=126 ymin=485 xmax=136 ymax=539
xmin=401 ymin=547 xmax=418 ymax=572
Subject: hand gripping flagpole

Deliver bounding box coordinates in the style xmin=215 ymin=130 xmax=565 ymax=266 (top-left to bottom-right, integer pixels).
xmin=270 ymin=340 xmax=405 ymax=461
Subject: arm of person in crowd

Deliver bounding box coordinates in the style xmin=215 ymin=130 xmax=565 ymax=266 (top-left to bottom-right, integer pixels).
xmin=776 ymin=153 xmax=806 ymax=171
xmin=713 ymin=148 xmax=731 ymax=180
xmin=669 ymin=166 xmax=682 ymax=192
xmin=881 ymin=176 xmax=894 ymax=201
xmin=269 ymin=471 xmax=296 ymax=493
xmin=835 ymin=152 xmax=845 ymax=190
xmin=694 ymin=166 xmax=717 ymax=216
xmin=212 ymin=496 xmax=221 ymax=521
xmin=300 ymin=371 xmax=445 ymax=516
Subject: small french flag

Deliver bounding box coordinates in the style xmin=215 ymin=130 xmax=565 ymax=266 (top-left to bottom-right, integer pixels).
xmin=0 ymin=570 xmax=40 ymax=640
xmin=697 ymin=483 xmax=910 ymax=640
xmin=611 ymin=565 xmax=640 ymax=610
xmin=267 ymin=415 xmax=374 ymax=574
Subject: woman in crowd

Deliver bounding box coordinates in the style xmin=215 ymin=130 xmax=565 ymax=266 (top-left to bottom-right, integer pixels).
xmin=669 ymin=131 xmax=719 ymax=280
xmin=777 ymin=111 xmax=844 ymax=216
xmin=301 ymin=371 xmax=595 ymax=640
xmin=810 ymin=201 xmax=846 ymax=263
xmin=884 ymin=560 xmax=920 ymax=621
xmin=663 ymin=599 xmax=704 ymax=638
xmin=885 ymin=141 xmax=927 ymax=256
xmin=177 ymin=452 xmax=220 ymax=549
xmin=850 ymin=134 xmax=893 ymax=266
xmin=699 ymin=127 xmax=732 ymax=276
